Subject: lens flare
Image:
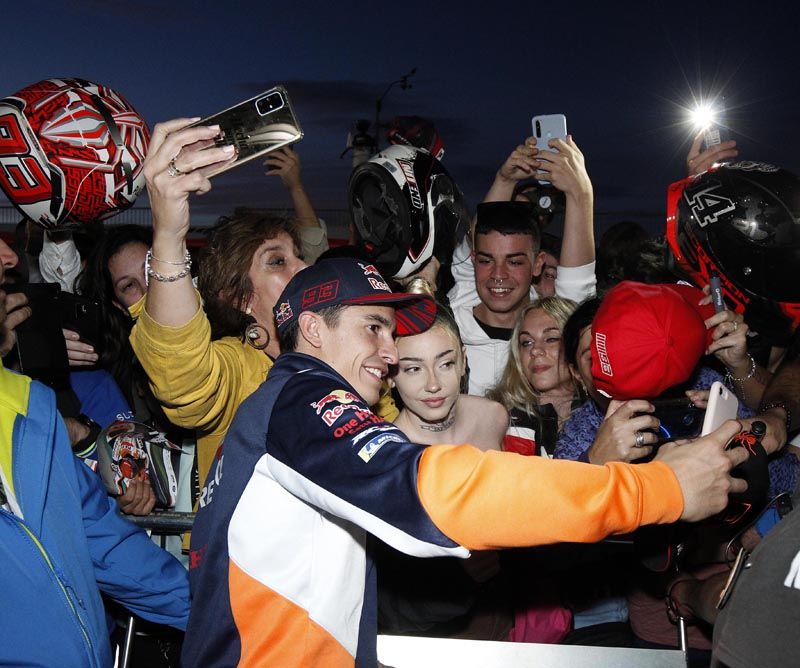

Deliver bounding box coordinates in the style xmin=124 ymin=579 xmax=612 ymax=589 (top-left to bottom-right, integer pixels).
xmin=691 ymin=104 xmax=717 ymax=130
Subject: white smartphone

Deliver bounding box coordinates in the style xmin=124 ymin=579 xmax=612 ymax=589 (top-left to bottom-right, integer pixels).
xmin=532 ymin=114 xmax=567 ymax=152
xmin=700 ymin=381 xmax=739 ymax=436
xmin=702 ymin=99 xmax=729 ymax=150
xmin=531 ymin=114 xmax=567 ymax=184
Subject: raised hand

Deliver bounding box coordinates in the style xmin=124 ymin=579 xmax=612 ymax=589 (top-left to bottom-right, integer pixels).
xmin=656 ymin=420 xmax=749 ymax=522
xmin=686 ymin=132 xmax=738 ymax=176
xmin=589 ymin=399 xmax=659 ymax=464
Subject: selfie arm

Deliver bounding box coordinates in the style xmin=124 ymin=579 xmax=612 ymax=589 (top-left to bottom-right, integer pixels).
xmin=545 ymin=136 xmax=594 ymax=269
xmin=483 ymin=137 xmax=540 ymax=203
xmin=143 ymin=119 xmax=234 ymax=327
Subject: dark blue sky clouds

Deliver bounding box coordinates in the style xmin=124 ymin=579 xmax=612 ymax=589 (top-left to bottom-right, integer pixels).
xmin=2 ymin=0 xmax=799 ymax=234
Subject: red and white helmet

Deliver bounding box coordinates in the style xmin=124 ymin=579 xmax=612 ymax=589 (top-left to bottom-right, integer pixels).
xmin=0 ymin=78 xmax=150 ymax=228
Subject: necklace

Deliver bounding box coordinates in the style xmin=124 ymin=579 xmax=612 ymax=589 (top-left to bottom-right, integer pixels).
xmin=419 ymin=407 xmax=457 ymax=433
xmin=419 ymin=402 xmax=458 ymax=433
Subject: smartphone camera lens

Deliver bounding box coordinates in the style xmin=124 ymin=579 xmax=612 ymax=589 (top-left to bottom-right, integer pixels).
xmin=535 ymin=120 xmax=541 ymax=138
xmin=256 ymin=92 xmax=285 ymax=116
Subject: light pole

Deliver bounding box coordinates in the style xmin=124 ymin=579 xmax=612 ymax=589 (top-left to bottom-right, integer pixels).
xmin=374 ymin=67 xmax=417 ymax=150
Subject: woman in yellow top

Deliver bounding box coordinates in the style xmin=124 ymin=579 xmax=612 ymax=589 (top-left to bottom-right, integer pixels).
xmin=129 ymin=119 xmax=396 ymax=483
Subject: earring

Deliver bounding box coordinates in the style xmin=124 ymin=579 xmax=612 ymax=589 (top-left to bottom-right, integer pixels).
xmin=245 ymin=322 xmax=270 ymax=350
xmin=245 ymin=305 xmax=252 ymax=316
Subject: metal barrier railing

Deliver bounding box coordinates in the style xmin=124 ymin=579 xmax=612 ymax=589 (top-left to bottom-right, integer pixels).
xmin=126 ymin=511 xmax=195 ymax=534
xmin=118 ymin=512 xmax=195 ymax=668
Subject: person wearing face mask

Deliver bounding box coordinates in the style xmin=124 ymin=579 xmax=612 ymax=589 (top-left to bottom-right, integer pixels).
xmin=0 ymin=237 xmax=190 ymax=667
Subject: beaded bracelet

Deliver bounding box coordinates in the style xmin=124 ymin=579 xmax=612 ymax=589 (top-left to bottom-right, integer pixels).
xmin=759 ymin=400 xmax=793 ymax=435
xmin=145 ymin=249 xmax=192 ymax=285
xmin=726 ymin=353 xmax=756 ymax=383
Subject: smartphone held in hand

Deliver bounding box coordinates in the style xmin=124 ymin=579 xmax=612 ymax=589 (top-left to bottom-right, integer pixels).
xmin=701 ymin=101 xmax=729 ymax=150
xmin=650 ymin=397 xmax=705 ymax=442
xmin=532 ymin=114 xmax=567 ymax=152
xmin=187 ymin=85 xmax=303 ymax=178
xmin=701 ymin=381 xmax=739 ymax=436
xmin=531 ymin=114 xmax=567 ymax=185
xmin=3 ymin=283 xmax=70 ymax=389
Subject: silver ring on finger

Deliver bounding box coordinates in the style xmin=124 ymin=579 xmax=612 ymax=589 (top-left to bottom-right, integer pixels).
xmin=167 ymin=156 xmax=184 ymax=178
xmin=732 ymin=320 xmax=739 ymax=332
xmin=635 ymin=430 xmax=646 ymax=447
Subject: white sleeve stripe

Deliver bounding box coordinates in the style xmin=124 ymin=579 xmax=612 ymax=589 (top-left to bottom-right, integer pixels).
xmin=267 ymin=455 xmax=470 ymax=559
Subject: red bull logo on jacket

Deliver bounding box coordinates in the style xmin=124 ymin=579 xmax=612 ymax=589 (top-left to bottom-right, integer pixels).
xmin=311 ymin=389 xmax=362 ymax=425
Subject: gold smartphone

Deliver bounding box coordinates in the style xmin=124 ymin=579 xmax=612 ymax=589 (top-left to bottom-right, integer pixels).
xmin=187 ymin=85 xmax=303 ymax=177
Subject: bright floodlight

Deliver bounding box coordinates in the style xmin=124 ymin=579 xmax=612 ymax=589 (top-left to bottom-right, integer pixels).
xmin=691 ymin=104 xmax=716 ymax=130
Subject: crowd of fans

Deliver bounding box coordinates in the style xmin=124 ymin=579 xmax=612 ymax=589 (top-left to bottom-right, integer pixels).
xmin=1 ymin=80 xmax=799 ymax=668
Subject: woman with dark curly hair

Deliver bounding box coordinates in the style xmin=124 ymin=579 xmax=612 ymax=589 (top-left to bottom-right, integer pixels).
xmin=74 ymin=224 xmax=153 ymax=401
xmin=128 ymin=119 xmax=396 ymax=484
xmin=68 ymin=224 xmax=191 ymax=517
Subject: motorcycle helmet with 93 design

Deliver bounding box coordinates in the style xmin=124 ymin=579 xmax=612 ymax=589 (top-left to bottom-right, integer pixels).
xmin=0 ymin=77 xmax=150 ymax=229
xmin=349 ymin=144 xmax=469 ymax=279
xmin=666 ymin=162 xmax=800 ymax=339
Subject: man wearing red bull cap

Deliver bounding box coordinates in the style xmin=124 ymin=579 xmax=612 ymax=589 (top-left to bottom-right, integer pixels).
xmin=184 ymin=257 xmax=750 ymax=668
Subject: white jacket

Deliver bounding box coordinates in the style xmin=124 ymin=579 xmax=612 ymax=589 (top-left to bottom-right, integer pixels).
xmin=449 ymin=238 xmax=596 ymax=396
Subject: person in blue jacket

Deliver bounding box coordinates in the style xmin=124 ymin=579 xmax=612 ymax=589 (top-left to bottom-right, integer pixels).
xmin=0 ymin=237 xmax=190 ymax=667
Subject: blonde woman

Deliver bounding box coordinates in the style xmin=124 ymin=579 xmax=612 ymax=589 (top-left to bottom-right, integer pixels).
xmin=381 ymin=301 xmax=511 ymax=639
xmin=489 ymin=297 xmax=580 ymax=457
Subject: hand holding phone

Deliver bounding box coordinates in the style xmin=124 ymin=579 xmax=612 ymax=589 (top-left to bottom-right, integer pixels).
xmin=58 ymin=292 xmax=100 ymax=346
xmin=701 ymin=381 xmax=739 ymax=436
xmin=686 ymin=132 xmax=738 ymax=177
xmin=187 ymin=86 xmax=303 ymax=178
xmin=3 ymin=283 xmax=69 ymax=389
xmin=710 ymin=273 xmax=725 ymax=313
xmin=592 ymin=399 xmax=660 ymax=465
xmin=649 ymin=397 xmax=705 ymax=442
xmin=531 ymin=114 xmax=567 ymax=185
xmin=0 ymin=287 xmax=31 ymax=358
xmin=532 ymin=114 xmax=568 ymax=151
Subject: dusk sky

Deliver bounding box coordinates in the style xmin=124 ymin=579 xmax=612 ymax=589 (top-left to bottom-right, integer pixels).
xmin=2 ymin=0 xmax=799 ymax=237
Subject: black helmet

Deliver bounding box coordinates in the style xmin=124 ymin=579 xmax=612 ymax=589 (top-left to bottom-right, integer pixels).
xmin=667 ymin=162 xmax=800 ymax=336
xmin=348 ymin=144 xmax=469 ymax=279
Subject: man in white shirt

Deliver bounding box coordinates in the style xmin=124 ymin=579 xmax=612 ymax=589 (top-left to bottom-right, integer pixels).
xmin=449 ymin=135 xmax=596 ymax=395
